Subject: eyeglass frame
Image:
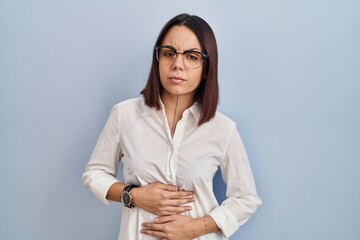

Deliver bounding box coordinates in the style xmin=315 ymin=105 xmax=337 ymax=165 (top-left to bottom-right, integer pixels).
xmin=154 ymin=45 xmax=209 ymax=69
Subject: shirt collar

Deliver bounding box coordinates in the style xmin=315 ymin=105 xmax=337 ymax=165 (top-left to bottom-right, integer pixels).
xmin=188 ymin=101 xmax=201 ymax=123
xmin=140 ymin=96 xmax=155 ymax=116
xmin=140 ymin=96 xmax=201 ymax=123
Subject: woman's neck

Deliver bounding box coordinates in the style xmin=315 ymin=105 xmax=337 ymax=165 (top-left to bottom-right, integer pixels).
xmin=161 ymin=93 xmax=195 ymax=136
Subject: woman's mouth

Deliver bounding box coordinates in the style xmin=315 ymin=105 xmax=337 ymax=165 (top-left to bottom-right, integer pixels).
xmin=169 ymin=76 xmax=185 ymax=84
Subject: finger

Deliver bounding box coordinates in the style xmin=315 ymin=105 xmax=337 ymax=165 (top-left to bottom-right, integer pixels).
xmin=168 ymin=190 xmax=194 ymax=198
xmin=154 ymin=215 xmax=176 ymax=224
xmin=168 ymin=197 xmax=195 ymax=206
xmin=157 ymin=206 xmax=191 ymax=216
xmin=142 ymin=222 xmax=164 ymax=231
xmin=152 ymin=182 xmax=178 ymax=192
xmin=140 ymin=229 xmax=166 ymax=238
xmin=163 ymin=184 xmax=179 ymax=192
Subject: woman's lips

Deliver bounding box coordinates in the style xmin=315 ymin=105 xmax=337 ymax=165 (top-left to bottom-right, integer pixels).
xmin=168 ymin=76 xmax=185 ymax=84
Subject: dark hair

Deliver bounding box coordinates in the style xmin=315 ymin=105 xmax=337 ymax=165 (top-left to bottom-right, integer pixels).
xmin=141 ymin=13 xmax=219 ymax=126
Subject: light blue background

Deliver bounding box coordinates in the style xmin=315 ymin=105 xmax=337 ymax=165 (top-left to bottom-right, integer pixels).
xmin=1 ymin=1 xmax=359 ymax=239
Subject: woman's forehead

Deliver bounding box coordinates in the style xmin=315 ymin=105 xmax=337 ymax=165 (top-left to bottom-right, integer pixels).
xmin=161 ymin=25 xmax=201 ymax=51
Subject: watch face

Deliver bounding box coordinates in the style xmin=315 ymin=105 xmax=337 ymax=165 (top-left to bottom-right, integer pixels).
xmin=122 ymin=192 xmax=131 ymax=205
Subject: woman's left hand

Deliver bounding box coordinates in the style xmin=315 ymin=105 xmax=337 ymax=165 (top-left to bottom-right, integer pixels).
xmin=141 ymin=215 xmax=200 ymax=240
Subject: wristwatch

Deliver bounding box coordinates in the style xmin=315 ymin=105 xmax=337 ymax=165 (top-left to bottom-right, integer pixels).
xmin=121 ymin=184 xmax=138 ymax=209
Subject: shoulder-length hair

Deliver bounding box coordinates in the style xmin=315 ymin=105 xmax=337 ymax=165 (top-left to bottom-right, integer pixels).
xmin=141 ymin=13 xmax=219 ymax=126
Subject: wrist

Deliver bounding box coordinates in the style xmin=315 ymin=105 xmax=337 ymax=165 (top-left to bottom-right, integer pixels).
xmin=130 ymin=186 xmax=140 ymax=207
xmin=193 ymin=215 xmax=219 ymax=237
xmin=121 ymin=184 xmax=139 ymax=208
xmin=192 ymin=217 xmax=207 ymax=238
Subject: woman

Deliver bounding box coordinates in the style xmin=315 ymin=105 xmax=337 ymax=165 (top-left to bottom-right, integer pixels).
xmin=83 ymin=13 xmax=261 ymax=240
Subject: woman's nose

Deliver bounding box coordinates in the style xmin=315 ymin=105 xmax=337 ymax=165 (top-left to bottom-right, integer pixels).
xmin=172 ymin=53 xmax=184 ymax=70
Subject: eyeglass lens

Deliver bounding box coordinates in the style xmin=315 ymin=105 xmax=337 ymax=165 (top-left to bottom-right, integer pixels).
xmin=157 ymin=46 xmax=204 ymax=69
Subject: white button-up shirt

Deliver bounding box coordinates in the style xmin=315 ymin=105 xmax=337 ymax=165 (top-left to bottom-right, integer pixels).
xmin=83 ymin=97 xmax=261 ymax=240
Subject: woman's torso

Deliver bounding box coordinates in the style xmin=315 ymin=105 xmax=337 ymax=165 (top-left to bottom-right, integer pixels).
xmin=116 ymin=98 xmax=233 ymax=239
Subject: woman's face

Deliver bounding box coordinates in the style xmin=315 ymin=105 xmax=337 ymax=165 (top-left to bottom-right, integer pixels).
xmin=159 ymin=25 xmax=203 ymax=99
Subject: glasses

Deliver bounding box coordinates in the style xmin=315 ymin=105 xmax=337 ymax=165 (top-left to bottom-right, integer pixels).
xmin=155 ymin=45 xmax=208 ymax=69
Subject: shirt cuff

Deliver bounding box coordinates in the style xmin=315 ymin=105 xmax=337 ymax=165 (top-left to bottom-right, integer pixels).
xmin=89 ymin=176 xmax=120 ymax=205
xmin=209 ymin=206 xmax=239 ymax=238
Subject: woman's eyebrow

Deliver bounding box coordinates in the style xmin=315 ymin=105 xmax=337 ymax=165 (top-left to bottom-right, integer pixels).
xmin=162 ymin=45 xmax=202 ymax=52
xmin=185 ymin=48 xmax=202 ymax=52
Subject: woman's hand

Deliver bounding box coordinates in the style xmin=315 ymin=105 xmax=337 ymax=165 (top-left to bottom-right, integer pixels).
xmin=141 ymin=215 xmax=199 ymax=240
xmin=141 ymin=215 xmax=220 ymax=240
xmin=132 ymin=182 xmax=194 ymax=216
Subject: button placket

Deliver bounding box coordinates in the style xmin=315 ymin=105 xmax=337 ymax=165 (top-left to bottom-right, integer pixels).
xmin=169 ymin=147 xmax=178 ymax=184
xmin=163 ymin=109 xmax=189 ymax=185
xmin=168 ymin=115 xmax=188 ymax=184
xmin=166 ymin=145 xmax=172 ymax=182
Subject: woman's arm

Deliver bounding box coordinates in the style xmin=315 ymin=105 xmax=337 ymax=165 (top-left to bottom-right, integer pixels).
xmin=106 ymin=182 xmax=195 ymax=215
xmin=141 ymin=214 xmax=220 ymax=240
xmin=208 ymin=124 xmax=262 ymax=237
xmin=83 ymin=104 xmax=194 ymax=215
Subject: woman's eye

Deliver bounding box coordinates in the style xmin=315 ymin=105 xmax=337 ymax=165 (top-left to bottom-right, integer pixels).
xmin=163 ymin=51 xmax=175 ymax=57
xmin=186 ymin=53 xmax=200 ymax=61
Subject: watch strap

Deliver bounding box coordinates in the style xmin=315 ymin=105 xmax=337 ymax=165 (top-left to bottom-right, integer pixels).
xmin=123 ymin=184 xmax=138 ymax=193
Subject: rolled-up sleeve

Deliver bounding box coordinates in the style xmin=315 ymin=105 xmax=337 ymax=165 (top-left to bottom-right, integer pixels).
xmin=209 ymin=124 xmax=262 ymax=237
xmin=82 ymin=105 xmax=122 ymax=205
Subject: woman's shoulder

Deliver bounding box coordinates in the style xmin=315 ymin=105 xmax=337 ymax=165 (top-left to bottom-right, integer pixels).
xmin=112 ymin=96 xmax=150 ymax=116
xmin=212 ymin=111 xmax=236 ymax=127
xmin=114 ymin=97 xmax=140 ymax=106
xmin=203 ymin=111 xmax=237 ymax=135
xmin=113 ymin=96 xmax=144 ymax=110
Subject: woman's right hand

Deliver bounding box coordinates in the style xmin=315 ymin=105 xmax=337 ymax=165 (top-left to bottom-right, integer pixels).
xmin=131 ymin=182 xmax=195 ymax=216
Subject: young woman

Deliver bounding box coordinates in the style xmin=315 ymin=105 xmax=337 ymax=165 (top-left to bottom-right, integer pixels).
xmin=83 ymin=13 xmax=261 ymax=240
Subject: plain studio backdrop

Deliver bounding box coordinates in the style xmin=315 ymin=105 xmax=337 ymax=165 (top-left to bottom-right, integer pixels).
xmin=0 ymin=1 xmax=359 ymax=239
